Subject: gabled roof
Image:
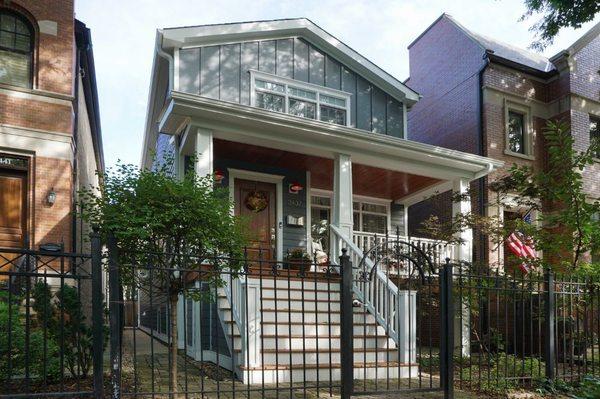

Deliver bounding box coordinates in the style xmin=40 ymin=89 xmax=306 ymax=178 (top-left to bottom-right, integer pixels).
xmin=409 ymin=13 xmax=556 ymax=75
xmin=159 ymin=18 xmax=420 ymax=105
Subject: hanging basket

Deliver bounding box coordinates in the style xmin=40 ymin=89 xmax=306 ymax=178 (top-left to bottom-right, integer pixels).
xmin=245 ymin=191 xmax=269 ymax=212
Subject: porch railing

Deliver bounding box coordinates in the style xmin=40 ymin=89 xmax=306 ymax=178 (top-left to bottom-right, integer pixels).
xmin=352 ymin=230 xmax=456 ymax=265
xmin=330 ymin=224 xmax=403 ymax=346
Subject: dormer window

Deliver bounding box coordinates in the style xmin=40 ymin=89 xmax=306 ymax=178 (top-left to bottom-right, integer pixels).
xmin=250 ymin=70 xmax=351 ymax=126
xmin=0 ymin=9 xmax=34 ymax=88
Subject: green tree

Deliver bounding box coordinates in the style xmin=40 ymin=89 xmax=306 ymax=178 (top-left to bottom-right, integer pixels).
xmin=421 ymin=120 xmax=600 ymax=272
xmin=521 ymin=0 xmax=600 ymax=50
xmin=78 ymin=159 xmax=246 ymax=396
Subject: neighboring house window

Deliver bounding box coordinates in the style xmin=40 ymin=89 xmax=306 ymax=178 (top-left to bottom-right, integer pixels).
xmin=0 ymin=9 xmax=34 ymax=88
xmin=251 ymin=70 xmax=351 ymax=126
xmin=353 ymin=201 xmax=388 ymax=234
xmin=505 ymin=102 xmax=532 ymax=158
xmin=508 ymin=111 xmax=525 ymax=154
xmin=590 ymin=116 xmax=600 ymax=159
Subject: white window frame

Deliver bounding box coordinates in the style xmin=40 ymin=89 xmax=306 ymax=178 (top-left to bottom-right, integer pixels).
xmin=249 ymin=69 xmax=352 ymax=127
xmin=310 ymin=190 xmax=391 ymax=233
xmin=504 ymin=100 xmax=534 ymax=160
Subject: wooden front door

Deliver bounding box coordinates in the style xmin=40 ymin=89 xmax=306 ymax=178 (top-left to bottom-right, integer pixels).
xmin=234 ymin=179 xmax=277 ymax=262
xmin=0 ymin=171 xmax=27 ymax=279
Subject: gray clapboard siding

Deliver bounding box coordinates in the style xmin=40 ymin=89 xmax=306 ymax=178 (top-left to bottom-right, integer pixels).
xmin=178 ymin=37 xmax=405 ymax=138
xmin=220 ymin=44 xmax=240 ymax=102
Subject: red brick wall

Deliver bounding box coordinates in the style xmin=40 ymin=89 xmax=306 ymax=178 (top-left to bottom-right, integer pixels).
xmin=0 ymin=1 xmax=76 ymax=250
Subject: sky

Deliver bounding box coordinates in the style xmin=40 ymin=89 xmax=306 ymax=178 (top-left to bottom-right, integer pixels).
xmin=74 ymin=0 xmax=600 ymax=169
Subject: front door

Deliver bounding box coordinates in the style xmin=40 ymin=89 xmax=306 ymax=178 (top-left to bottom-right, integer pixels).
xmin=234 ymin=179 xmax=277 ymax=262
xmin=0 ymin=170 xmax=27 ymax=279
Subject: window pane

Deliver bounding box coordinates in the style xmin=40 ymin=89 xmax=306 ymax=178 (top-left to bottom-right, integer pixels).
xmin=256 ymin=91 xmax=284 ymax=112
xmin=362 ymin=214 xmax=387 ymax=234
xmin=590 ymin=117 xmax=600 ymax=158
xmin=0 ymin=49 xmax=30 ymax=88
xmin=0 ymin=14 xmax=15 ymax=32
xmin=288 ymin=86 xmax=316 ymax=100
xmin=15 ymin=19 xmax=29 ymax=35
xmin=14 ymin=34 xmax=30 ymax=52
xmin=255 ymin=79 xmax=284 ymax=93
xmin=289 ymin=98 xmax=316 ymax=119
xmin=320 ymin=105 xmax=346 ymax=125
xmin=508 ymin=111 xmax=525 ymax=154
xmin=362 ymin=203 xmax=387 ymax=214
xmin=0 ymin=30 xmax=14 ymax=48
xmin=311 ymin=196 xmax=330 ymax=207
xmin=320 ymin=94 xmax=346 ymax=108
xmin=353 ymin=212 xmax=360 ymax=231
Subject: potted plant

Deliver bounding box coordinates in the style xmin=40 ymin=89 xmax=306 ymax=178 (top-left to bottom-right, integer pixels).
xmin=285 ymin=248 xmax=312 ymax=272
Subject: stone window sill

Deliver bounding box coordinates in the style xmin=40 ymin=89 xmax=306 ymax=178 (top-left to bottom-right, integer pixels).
xmin=504 ymin=149 xmax=535 ymax=161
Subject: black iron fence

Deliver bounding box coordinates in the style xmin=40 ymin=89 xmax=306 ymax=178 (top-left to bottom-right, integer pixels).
xmin=0 ymin=241 xmax=104 ymax=399
xmin=452 ymin=263 xmax=600 ymax=393
xmin=1 ymin=236 xmax=599 ymax=399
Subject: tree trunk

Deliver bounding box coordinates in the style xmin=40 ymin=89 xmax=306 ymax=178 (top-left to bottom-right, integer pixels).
xmin=169 ymin=294 xmax=179 ymax=398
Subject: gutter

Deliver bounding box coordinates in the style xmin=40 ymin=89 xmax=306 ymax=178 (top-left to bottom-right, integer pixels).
xmin=156 ymin=30 xmax=174 ymax=94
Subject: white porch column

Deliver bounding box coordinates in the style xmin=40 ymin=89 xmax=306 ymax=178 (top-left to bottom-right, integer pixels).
xmin=452 ymin=178 xmax=472 ymax=358
xmin=332 ymin=153 xmax=353 ymax=258
xmin=194 ymin=127 xmax=213 ymax=177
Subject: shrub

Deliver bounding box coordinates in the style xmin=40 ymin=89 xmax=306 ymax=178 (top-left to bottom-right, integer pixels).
xmin=459 ymin=353 xmax=545 ymax=393
xmin=0 ymin=296 xmax=60 ymax=383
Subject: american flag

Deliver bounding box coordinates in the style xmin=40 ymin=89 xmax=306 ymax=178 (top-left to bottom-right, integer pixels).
xmin=506 ymin=212 xmax=536 ymax=274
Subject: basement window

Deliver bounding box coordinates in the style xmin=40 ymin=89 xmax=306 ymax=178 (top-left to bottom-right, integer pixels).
xmin=251 ymin=70 xmax=351 ymax=127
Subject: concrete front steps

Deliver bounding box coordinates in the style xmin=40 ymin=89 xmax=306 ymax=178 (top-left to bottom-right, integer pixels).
xmin=217 ymin=276 xmax=417 ymax=384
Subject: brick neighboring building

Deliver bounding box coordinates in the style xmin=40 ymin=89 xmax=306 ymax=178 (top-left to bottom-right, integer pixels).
xmin=406 ymin=14 xmax=600 ymax=268
xmin=0 ymin=0 xmax=103 ymax=256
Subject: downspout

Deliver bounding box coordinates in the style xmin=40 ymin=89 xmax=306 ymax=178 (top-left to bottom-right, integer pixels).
xmin=155 ymin=30 xmax=174 ymax=94
xmin=476 ymin=53 xmax=491 ymax=264
xmin=71 ymin=38 xmax=81 ymax=253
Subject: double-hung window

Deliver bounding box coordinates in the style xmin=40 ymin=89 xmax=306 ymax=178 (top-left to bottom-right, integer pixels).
xmin=0 ymin=9 xmax=34 ymax=88
xmin=251 ymin=70 xmax=351 ymax=126
xmin=353 ymin=201 xmax=389 ymax=234
xmin=504 ymin=101 xmax=533 ymax=158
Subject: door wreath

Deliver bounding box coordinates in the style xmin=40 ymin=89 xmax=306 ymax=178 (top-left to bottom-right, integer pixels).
xmin=245 ymin=191 xmax=269 ymax=212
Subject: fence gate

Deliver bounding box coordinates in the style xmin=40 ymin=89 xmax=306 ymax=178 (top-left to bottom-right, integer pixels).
xmin=341 ymin=235 xmax=455 ymax=398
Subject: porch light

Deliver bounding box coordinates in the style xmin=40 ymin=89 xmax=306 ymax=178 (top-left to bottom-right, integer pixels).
xmin=289 ymin=182 xmax=304 ymax=193
xmin=214 ymin=170 xmax=225 ymax=183
xmin=46 ymin=187 xmax=57 ymax=206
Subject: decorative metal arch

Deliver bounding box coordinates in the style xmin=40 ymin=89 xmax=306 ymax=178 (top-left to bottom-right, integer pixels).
xmin=357 ymin=235 xmax=437 ymax=285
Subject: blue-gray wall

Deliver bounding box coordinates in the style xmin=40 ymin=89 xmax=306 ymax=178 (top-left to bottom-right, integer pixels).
xmin=178 ymin=38 xmax=405 ymax=138
xmin=214 ymin=158 xmax=307 ymax=254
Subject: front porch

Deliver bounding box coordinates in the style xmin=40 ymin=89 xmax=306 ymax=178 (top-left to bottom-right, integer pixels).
xmin=155 ymin=92 xmax=502 ymax=270
xmin=178 ymin=134 xmax=482 ymax=268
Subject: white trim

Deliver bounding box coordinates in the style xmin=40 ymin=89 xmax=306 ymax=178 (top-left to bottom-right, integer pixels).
xmin=228 ymin=168 xmax=284 ymax=262
xmin=398 ymin=180 xmax=454 ymax=207
xmin=250 ymin=70 xmax=352 ymax=127
xmin=174 ymin=48 xmax=180 ymax=91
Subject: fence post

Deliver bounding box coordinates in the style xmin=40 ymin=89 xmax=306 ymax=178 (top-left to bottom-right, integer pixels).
xmin=91 ymin=228 xmax=104 ymax=399
xmin=108 ymin=233 xmax=121 ymax=399
xmin=544 ymin=269 xmax=555 ymax=381
xmin=440 ymin=259 xmax=455 ymax=399
xmin=339 ymin=248 xmax=354 ymax=399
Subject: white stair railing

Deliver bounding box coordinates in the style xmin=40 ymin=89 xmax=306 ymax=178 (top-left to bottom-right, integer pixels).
xmin=330 ymin=224 xmax=401 ymax=345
